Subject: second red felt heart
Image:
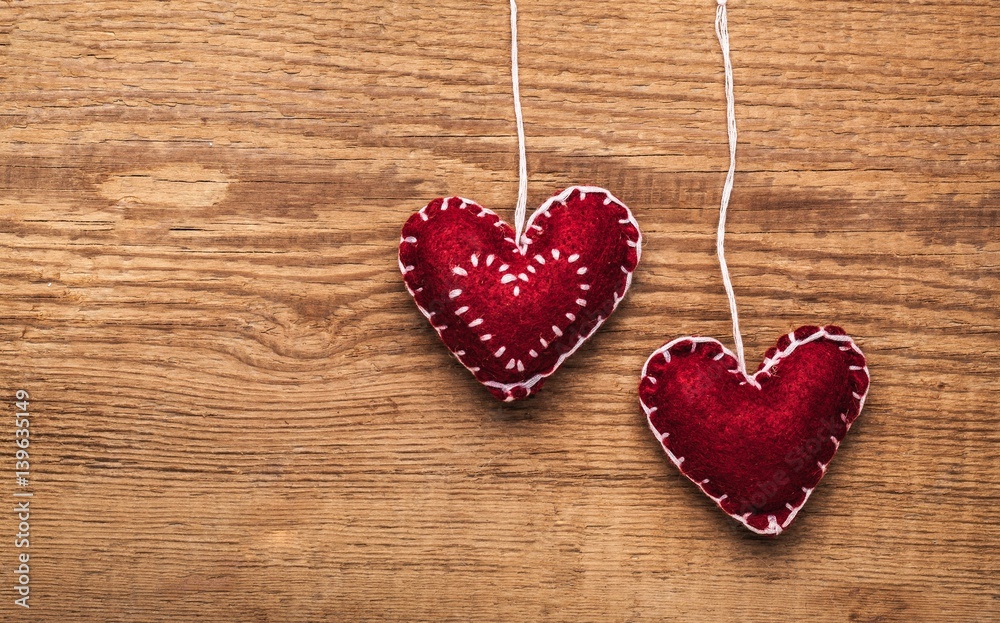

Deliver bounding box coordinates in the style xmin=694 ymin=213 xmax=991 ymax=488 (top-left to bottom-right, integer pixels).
xmin=399 ymin=186 xmax=641 ymax=401
xmin=639 ymin=326 xmax=870 ymax=536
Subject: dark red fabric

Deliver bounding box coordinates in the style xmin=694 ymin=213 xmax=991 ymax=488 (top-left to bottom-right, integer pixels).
xmin=639 ymin=326 xmax=869 ymax=536
xmin=400 ymin=186 xmax=641 ymax=401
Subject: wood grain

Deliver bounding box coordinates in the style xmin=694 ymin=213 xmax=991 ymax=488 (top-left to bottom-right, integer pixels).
xmin=1 ymin=0 xmax=998 ymax=620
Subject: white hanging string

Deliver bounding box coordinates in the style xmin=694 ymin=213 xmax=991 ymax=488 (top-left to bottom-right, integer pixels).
xmin=714 ymin=0 xmax=746 ymax=372
xmin=510 ymin=0 xmax=529 ymax=243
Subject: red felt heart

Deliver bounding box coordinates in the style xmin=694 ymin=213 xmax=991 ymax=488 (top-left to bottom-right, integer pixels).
xmin=399 ymin=186 xmax=641 ymax=401
xmin=639 ymin=325 xmax=870 ymax=536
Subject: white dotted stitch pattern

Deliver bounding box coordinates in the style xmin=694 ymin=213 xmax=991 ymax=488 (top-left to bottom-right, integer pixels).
xmin=400 ymin=185 xmax=642 ymax=401
xmin=638 ymin=326 xmax=870 ymax=535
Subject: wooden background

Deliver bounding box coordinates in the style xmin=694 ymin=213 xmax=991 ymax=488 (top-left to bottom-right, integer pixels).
xmin=1 ymin=0 xmax=998 ymax=620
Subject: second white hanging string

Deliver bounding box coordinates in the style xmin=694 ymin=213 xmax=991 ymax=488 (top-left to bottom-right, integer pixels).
xmin=509 ymin=0 xmax=529 ymax=243
xmin=714 ymin=0 xmax=746 ymax=373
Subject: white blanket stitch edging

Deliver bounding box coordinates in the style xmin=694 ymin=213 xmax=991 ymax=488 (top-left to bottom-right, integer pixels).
xmin=639 ymin=326 xmax=870 ymax=535
xmin=401 ymin=185 xmax=642 ymax=402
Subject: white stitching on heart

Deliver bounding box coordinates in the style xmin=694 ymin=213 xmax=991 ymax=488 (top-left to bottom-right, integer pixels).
xmin=638 ymin=326 xmax=870 ymax=536
xmin=400 ymin=186 xmax=642 ymax=401
xmin=444 ymin=194 xmax=605 ymax=356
